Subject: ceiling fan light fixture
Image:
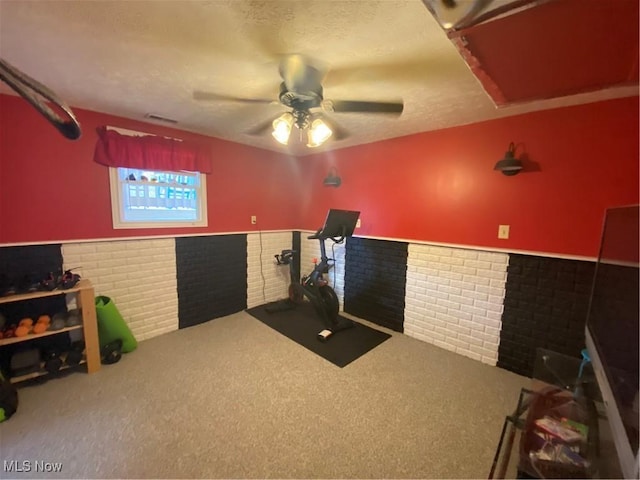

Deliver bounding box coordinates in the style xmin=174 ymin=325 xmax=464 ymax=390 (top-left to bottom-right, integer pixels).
xmin=307 ymin=118 xmax=332 ymax=147
xmin=272 ymin=112 xmax=294 ymax=145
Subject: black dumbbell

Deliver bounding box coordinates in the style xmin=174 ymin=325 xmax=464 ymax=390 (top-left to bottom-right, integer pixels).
xmin=101 ymin=339 xmax=123 ymax=365
xmin=44 ymin=349 xmax=63 ymax=374
xmin=65 ymin=341 xmax=85 ymax=366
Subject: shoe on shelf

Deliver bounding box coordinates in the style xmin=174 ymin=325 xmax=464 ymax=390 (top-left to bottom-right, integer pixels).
xmin=40 ymin=272 xmax=58 ymax=291
xmin=59 ymin=270 xmax=81 ymax=290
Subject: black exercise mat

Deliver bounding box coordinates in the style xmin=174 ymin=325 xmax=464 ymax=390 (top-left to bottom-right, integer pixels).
xmin=246 ymin=301 xmax=391 ymax=368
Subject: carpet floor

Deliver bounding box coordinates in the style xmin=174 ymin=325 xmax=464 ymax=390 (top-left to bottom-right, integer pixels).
xmin=0 ymin=310 xmax=528 ymax=479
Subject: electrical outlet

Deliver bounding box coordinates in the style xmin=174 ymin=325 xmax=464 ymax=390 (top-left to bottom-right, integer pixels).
xmin=356 ymin=218 xmax=361 ymax=228
xmin=251 ymin=215 xmax=257 ymax=225
xmin=498 ymin=224 xmax=510 ymax=239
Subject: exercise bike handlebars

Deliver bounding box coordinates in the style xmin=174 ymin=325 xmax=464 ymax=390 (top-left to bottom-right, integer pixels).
xmin=307 ymin=229 xmax=321 ymax=240
xmin=307 ymin=225 xmax=347 ymax=244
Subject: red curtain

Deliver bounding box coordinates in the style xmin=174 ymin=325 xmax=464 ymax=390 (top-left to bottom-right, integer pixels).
xmin=93 ymin=126 xmax=212 ymax=173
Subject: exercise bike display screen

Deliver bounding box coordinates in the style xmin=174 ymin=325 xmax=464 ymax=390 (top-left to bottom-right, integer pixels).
xmin=318 ymin=209 xmax=360 ymax=239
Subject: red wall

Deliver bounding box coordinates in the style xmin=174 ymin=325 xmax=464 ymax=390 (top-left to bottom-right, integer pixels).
xmin=298 ymin=97 xmax=639 ymax=258
xmin=0 ymin=94 xmax=304 ymax=244
xmin=2 ymin=94 xmax=638 ymax=257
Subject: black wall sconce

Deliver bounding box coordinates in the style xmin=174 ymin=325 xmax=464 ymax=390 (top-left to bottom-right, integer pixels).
xmin=494 ymin=142 xmax=523 ymax=176
xmin=323 ymin=167 xmax=342 ymax=187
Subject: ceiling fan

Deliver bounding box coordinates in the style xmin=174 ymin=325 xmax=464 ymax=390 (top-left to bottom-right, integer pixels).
xmin=193 ymin=54 xmax=404 ymax=148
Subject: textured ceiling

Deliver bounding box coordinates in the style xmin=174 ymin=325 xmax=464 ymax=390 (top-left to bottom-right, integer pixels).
xmin=0 ymin=0 xmax=637 ymax=155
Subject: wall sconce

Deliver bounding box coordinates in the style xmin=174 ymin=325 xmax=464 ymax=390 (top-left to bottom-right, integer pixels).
xmin=323 ymin=167 xmax=342 ymax=187
xmin=494 ymin=142 xmax=523 ymax=176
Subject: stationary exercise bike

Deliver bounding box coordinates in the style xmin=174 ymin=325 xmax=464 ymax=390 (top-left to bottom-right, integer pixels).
xmin=275 ymin=209 xmax=360 ymax=342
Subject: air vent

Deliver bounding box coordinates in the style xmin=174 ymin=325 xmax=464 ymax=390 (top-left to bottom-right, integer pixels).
xmin=144 ymin=113 xmax=178 ymax=124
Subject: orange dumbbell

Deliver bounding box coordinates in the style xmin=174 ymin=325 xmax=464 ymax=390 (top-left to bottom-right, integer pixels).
xmin=15 ymin=318 xmax=33 ymax=337
xmin=33 ymin=315 xmax=51 ymax=334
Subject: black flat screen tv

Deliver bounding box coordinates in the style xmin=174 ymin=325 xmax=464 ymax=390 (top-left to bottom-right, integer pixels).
xmin=585 ymin=205 xmax=639 ymax=478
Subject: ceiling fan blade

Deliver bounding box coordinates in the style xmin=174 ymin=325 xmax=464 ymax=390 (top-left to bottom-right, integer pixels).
xmin=324 ymin=54 xmax=465 ymax=87
xmin=324 ymin=100 xmax=404 ymax=115
xmin=245 ymin=115 xmax=278 ymax=136
xmin=193 ymin=90 xmax=274 ymax=104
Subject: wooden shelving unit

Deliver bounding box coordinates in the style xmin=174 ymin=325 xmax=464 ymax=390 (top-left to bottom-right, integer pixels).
xmin=0 ymin=279 xmax=101 ymax=382
xmin=0 ymin=279 xmax=93 ymax=305
xmin=10 ymin=359 xmax=87 ymax=384
xmin=0 ymin=325 xmax=83 ymax=347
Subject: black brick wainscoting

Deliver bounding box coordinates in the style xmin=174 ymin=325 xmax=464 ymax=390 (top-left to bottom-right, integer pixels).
xmin=176 ymin=235 xmax=247 ymax=329
xmin=498 ymin=254 xmax=595 ymax=377
xmin=292 ymin=231 xmax=301 ymax=282
xmin=0 ymin=244 xmax=64 ymax=285
xmin=344 ymin=237 xmax=408 ymax=332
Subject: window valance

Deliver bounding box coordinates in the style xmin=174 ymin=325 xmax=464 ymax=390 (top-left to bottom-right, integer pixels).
xmin=93 ymin=126 xmax=212 ymax=174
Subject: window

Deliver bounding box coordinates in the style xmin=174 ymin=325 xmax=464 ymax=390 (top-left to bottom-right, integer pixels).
xmin=109 ymin=167 xmax=207 ymax=229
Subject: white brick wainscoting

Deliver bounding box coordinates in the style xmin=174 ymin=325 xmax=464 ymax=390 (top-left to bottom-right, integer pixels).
xmin=404 ymin=244 xmax=509 ymax=365
xmin=58 ymin=233 xmax=509 ymax=367
xmin=247 ymin=232 xmax=294 ymax=308
xmin=62 ymin=239 xmax=179 ymax=341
